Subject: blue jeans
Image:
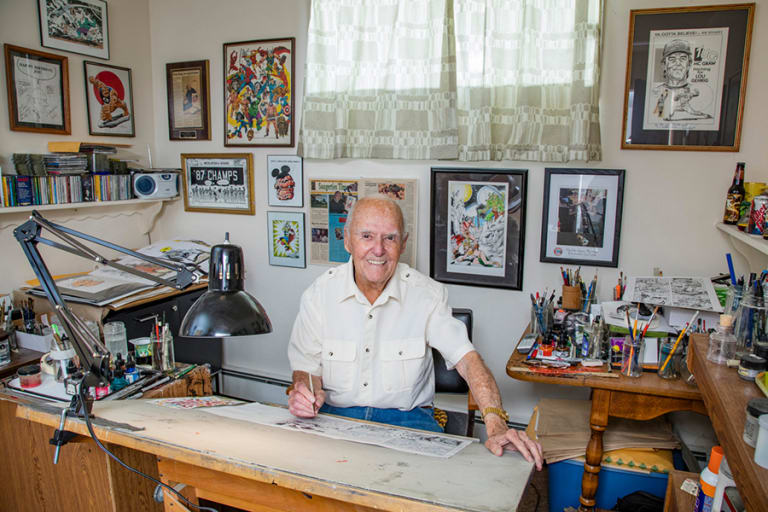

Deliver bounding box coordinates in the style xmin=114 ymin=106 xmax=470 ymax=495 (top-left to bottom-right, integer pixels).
xmin=319 ymin=404 xmax=444 ymax=433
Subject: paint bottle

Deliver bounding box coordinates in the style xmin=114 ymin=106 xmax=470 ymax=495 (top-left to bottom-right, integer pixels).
xmin=712 ymin=456 xmax=736 ymax=512
xmin=694 ymin=445 xmax=723 ymax=512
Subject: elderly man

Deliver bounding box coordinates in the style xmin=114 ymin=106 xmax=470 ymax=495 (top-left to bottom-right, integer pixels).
xmin=288 ymin=197 xmax=542 ymax=467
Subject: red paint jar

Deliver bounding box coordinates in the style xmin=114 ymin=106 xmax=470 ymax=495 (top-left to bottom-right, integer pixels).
xmin=18 ymin=364 xmax=42 ymax=389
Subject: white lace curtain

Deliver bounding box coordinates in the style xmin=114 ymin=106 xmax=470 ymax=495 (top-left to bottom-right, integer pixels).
xmin=299 ymin=0 xmax=602 ymax=162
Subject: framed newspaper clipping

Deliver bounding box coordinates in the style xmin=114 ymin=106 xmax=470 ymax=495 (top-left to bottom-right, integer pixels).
xmin=621 ymin=4 xmax=754 ymax=151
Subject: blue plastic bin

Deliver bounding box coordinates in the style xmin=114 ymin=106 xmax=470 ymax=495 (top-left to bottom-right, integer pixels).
xmin=547 ymin=458 xmax=670 ymax=512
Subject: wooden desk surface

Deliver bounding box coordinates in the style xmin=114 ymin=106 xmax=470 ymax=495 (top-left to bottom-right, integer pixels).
xmin=0 ymin=348 xmax=44 ymax=380
xmin=17 ymin=399 xmax=533 ymax=512
xmin=690 ymin=333 xmax=768 ymax=511
xmin=506 ymin=346 xmax=701 ymax=401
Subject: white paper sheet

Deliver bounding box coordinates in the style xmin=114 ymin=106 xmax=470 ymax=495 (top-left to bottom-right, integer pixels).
xmin=204 ymin=402 xmax=476 ymax=458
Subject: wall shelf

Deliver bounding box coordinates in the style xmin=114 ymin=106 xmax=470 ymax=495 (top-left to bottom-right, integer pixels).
xmin=0 ymin=197 xmax=176 ymax=215
xmin=716 ymin=222 xmax=768 ymax=271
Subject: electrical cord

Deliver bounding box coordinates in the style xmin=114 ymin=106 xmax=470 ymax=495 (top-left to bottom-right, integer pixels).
xmin=77 ymin=386 xmax=218 ymax=512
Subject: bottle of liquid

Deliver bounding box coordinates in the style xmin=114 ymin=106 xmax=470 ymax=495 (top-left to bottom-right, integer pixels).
xmin=712 ymin=455 xmax=736 ymax=512
xmin=707 ymin=315 xmax=737 ymax=365
xmin=694 ymin=445 xmax=723 ymax=512
xmin=723 ymin=162 xmax=745 ymax=224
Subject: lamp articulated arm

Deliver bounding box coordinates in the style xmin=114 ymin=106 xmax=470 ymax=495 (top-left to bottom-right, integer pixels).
xmin=13 ymin=211 xmax=200 ymax=401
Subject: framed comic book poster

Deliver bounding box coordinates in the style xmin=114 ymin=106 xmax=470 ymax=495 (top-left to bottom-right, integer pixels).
xmin=540 ymin=168 xmax=625 ymax=268
xmin=430 ymin=168 xmax=527 ymax=290
xmin=180 ymin=153 xmax=255 ymax=215
xmin=621 ymin=4 xmax=755 ymax=151
xmin=223 ymin=37 xmax=294 ymax=147
xmin=84 ymin=61 xmax=134 ymax=137
xmin=267 ymin=155 xmax=303 ymax=207
xmin=267 ymin=211 xmax=306 ymax=268
xmin=38 ymin=0 xmax=109 ymax=60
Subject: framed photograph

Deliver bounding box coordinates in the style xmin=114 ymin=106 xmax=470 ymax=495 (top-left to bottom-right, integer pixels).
xmin=180 ymin=153 xmax=255 ymax=215
xmin=540 ymin=168 xmax=625 ymax=268
xmin=430 ymin=168 xmax=527 ymax=290
xmin=4 ymin=44 xmax=70 ymax=134
xmin=621 ymin=4 xmax=755 ymax=151
xmin=267 ymin=211 xmax=306 ymax=268
xmin=166 ymin=60 xmax=211 ymax=141
xmin=267 ymin=155 xmax=303 ymax=207
xmin=223 ymin=37 xmax=295 ymax=147
xmin=84 ymin=61 xmax=135 ymax=137
xmin=38 ymin=0 xmax=109 ymax=60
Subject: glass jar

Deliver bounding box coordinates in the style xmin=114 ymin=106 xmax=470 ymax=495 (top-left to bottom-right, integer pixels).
xmin=707 ymin=315 xmax=737 ymax=365
xmin=621 ymin=336 xmax=643 ymax=378
xmin=733 ymin=290 xmax=768 ymax=352
xmin=659 ymin=339 xmax=681 ymax=379
xmin=724 ymin=284 xmax=743 ymax=315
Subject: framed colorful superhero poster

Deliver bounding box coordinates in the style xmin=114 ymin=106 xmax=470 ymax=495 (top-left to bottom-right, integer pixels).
xmin=83 ymin=61 xmax=134 ymax=137
xmin=267 ymin=211 xmax=306 ymax=268
xmin=223 ymin=38 xmax=294 ymax=147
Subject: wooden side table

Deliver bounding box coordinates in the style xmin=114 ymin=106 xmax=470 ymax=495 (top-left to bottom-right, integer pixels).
xmin=506 ymin=331 xmax=705 ymax=511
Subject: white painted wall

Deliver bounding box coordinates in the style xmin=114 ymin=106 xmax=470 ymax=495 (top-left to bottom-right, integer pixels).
xmin=2 ymin=0 xmax=767 ymax=426
xmin=0 ymin=0 xmax=157 ymax=294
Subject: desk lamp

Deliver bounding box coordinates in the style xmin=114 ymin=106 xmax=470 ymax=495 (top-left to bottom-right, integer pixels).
xmin=180 ymin=233 xmax=271 ymax=337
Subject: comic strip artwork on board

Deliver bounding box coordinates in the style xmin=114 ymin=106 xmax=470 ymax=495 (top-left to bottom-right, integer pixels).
xmin=223 ymin=38 xmax=294 ymax=147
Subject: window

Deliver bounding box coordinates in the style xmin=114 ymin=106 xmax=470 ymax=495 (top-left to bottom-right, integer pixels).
xmin=300 ymin=0 xmax=602 ymax=162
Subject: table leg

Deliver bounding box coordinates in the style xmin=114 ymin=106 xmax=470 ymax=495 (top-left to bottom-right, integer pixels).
xmin=579 ymin=389 xmax=610 ymax=511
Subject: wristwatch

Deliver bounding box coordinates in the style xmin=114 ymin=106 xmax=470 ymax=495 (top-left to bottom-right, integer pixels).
xmin=481 ymin=406 xmax=509 ymax=422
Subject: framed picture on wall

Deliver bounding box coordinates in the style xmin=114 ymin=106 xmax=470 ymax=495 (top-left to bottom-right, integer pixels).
xmin=4 ymin=44 xmax=71 ymax=134
xmin=166 ymin=60 xmax=211 ymax=141
xmin=540 ymin=168 xmax=625 ymax=268
xmin=223 ymin=37 xmax=295 ymax=147
xmin=267 ymin=155 xmax=303 ymax=207
xmin=38 ymin=0 xmax=109 ymax=60
xmin=180 ymin=153 xmax=255 ymax=215
xmin=267 ymin=211 xmax=306 ymax=268
xmin=621 ymin=4 xmax=755 ymax=151
xmin=84 ymin=61 xmax=135 ymax=137
xmin=430 ymin=167 xmax=527 ymax=290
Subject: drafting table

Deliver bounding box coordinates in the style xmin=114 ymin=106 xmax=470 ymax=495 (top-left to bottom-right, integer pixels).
xmin=15 ymin=398 xmax=533 ymax=511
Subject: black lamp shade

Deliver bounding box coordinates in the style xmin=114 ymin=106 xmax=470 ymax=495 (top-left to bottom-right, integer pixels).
xmin=180 ymin=240 xmax=272 ymax=337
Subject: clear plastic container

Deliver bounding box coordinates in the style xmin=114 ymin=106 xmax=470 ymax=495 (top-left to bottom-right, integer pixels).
xmin=103 ymin=321 xmax=128 ymax=360
xmin=724 ymin=284 xmax=743 ymax=315
xmin=708 ymin=314 xmax=737 ymax=365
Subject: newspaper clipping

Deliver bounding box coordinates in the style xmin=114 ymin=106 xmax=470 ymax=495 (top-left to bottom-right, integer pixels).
xmin=309 ymin=178 xmax=418 ymax=266
xmin=643 ymin=28 xmax=729 ymax=131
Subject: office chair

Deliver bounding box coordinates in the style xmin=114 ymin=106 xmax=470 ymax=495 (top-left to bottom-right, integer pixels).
xmin=433 ymin=308 xmax=478 ymax=437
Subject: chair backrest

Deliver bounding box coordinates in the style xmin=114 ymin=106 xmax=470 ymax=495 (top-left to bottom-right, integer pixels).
xmin=433 ymin=308 xmax=472 ymax=393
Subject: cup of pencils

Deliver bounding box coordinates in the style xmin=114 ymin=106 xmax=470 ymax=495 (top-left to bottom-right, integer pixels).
xmin=621 ymin=336 xmax=643 ymax=378
xmin=658 ymin=339 xmax=681 ymax=379
xmin=562 ymin=285 xmax=582 ymax=311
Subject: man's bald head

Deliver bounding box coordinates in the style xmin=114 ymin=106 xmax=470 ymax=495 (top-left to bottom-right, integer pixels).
xmin=345 ymin=196 xmax=406 ymax=238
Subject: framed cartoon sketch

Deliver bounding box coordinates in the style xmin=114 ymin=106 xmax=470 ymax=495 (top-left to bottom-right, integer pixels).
xmin=621 ymin=4 xmax=755 ymax=151
xmin=38 ymin=0 xmax=109 ymax=59
xmin=180 ymin=153 xmax=255 ymax=215
xmin=223 ymin=37 xmax=295 ymax=147
xmin=267 ymin=211 xmax=306 ymax=268
xmin=540 ymin=168 xmax=625 ymax=268
xmin=84 ymin=61 xmax=134 ymax=137
xmin=166 ymin=60 xmax=211 ymax=141
xmin=267 ymin=155 xmax=303 ymax=207
xmin=430 ymin=168 xmax=527 ymax=290
xmin=4 ymin=44 xmax=70 ymax=134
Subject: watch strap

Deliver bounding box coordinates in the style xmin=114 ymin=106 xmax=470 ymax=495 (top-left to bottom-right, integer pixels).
xmin=481 ymin=406 xmax=509 ymax=422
